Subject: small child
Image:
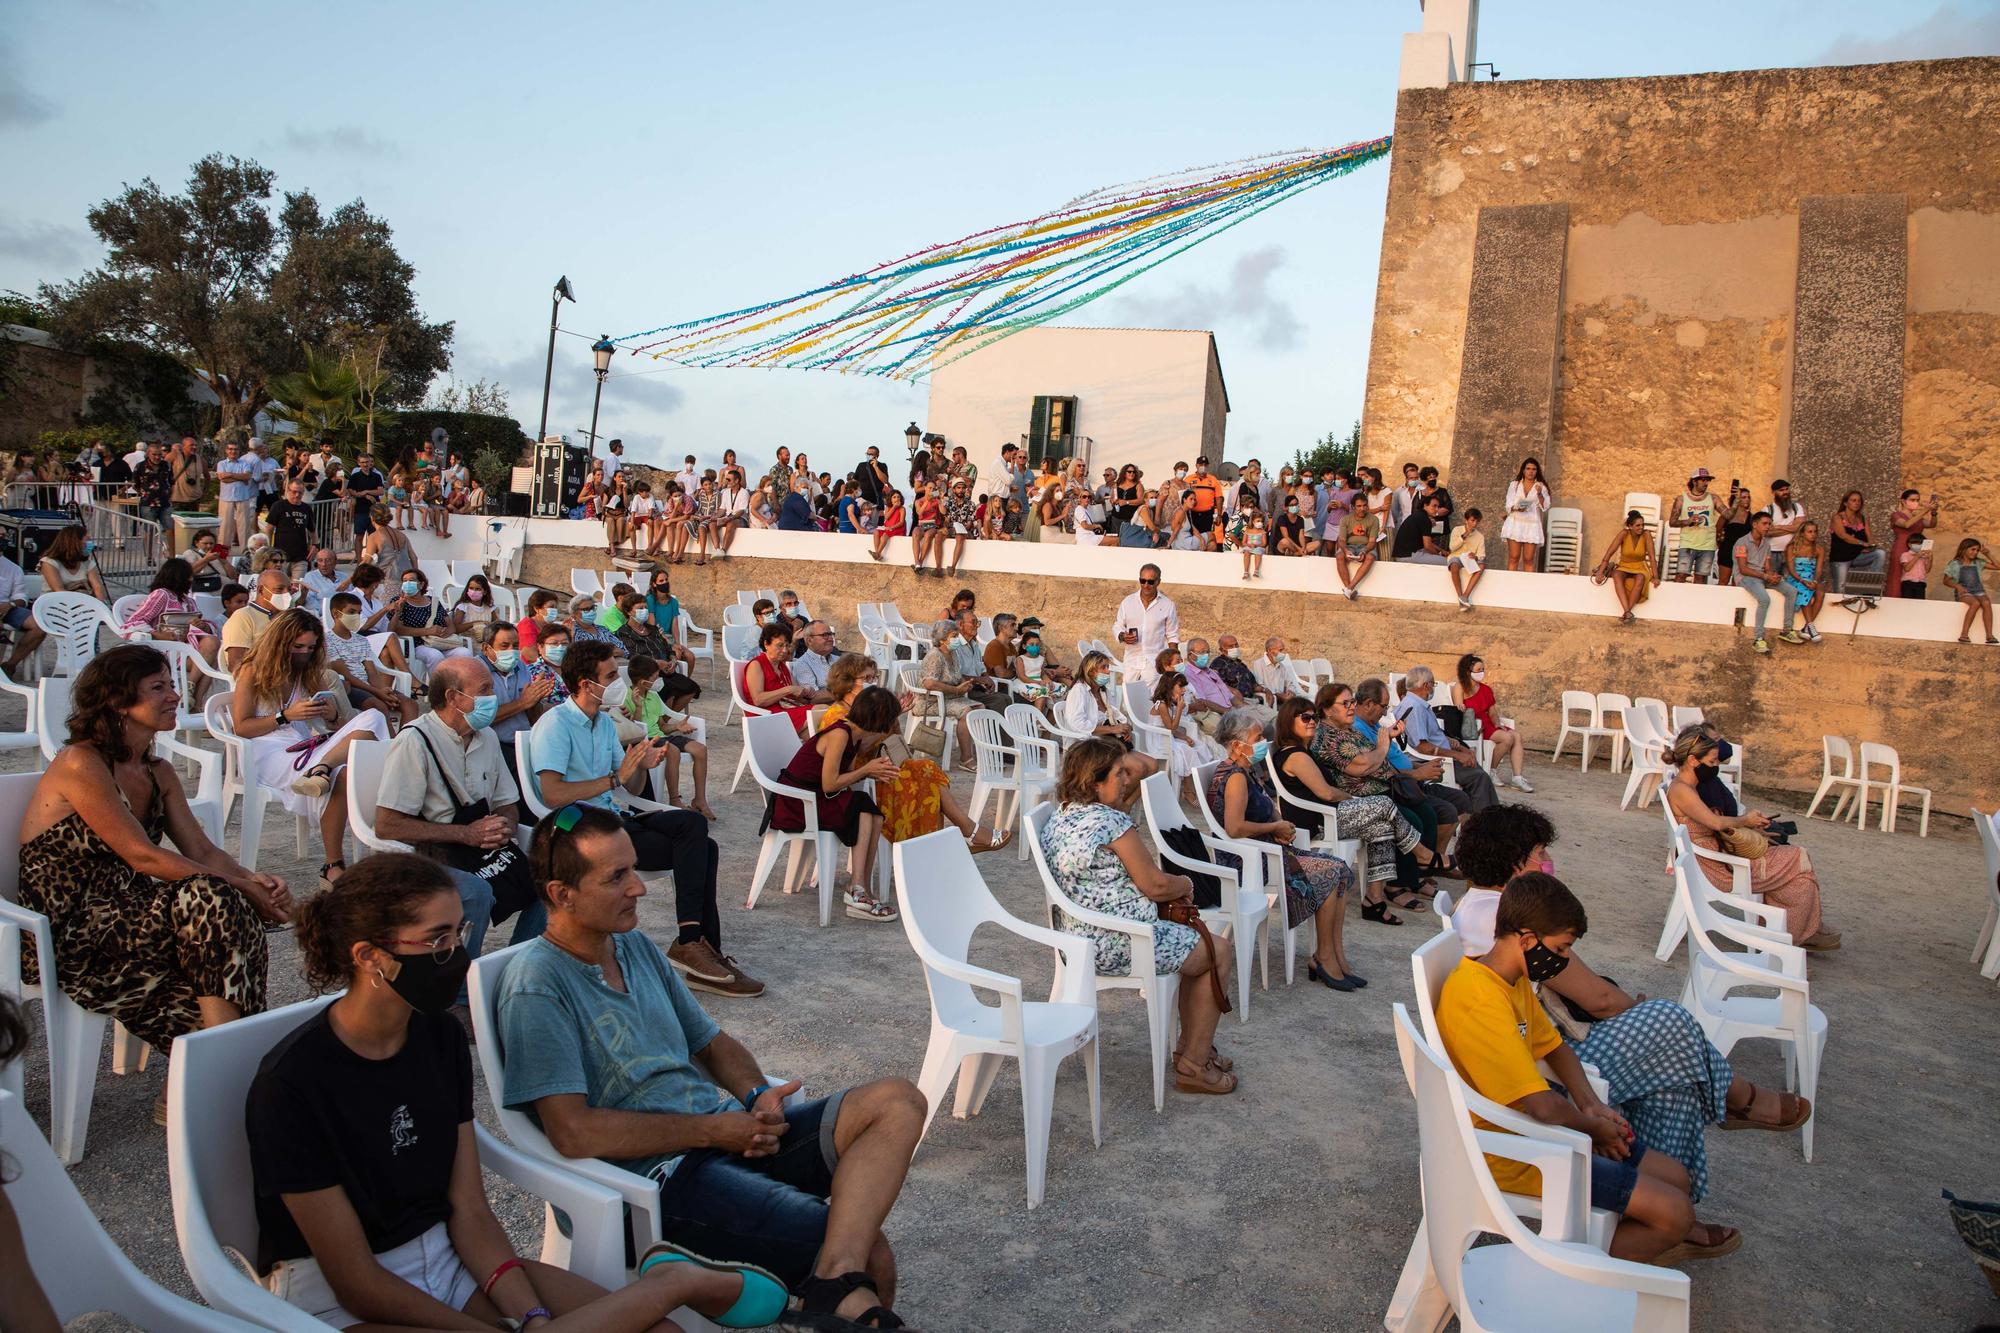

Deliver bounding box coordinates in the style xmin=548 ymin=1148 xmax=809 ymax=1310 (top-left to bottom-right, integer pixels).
xmin=1943 ymin=537 xmax=1995 ymax=645
xmin=1240 ymin=509 xmax=1267 ymax=580
xmin=1448 ymin=507 xmax=1488 ymax=611
xmin=1899 ymin=539 xmax=1931 ymax=600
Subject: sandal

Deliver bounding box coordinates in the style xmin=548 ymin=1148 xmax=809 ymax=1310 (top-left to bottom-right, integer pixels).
xmin=966 ymin=826 xmax=1012 ymax=854
xmin=843 ymin=891 xmax=899 ymax=922
xmin=784 ymin=1270 xmax=908 ymax=1331
xmin=1388 ymin=891 xmax=1431 ymax=914
xmin=290 ymin=762 xmax=334 ymax=799
xmin=638 ymin=1242 xmax=790 ymax=1329
xmin=1173 ymin=1058 xmax=1238 ymax=1096
xmin=316 ymin=859 xmax=345 ymax=894
xmin=1722 ymin=1083 xmax=1810 ymax=1132
xmin=1360 ymin=900 xmax=1404 ymax=927
xmin=1174 ymin=1044 xmax=1233 ymax=1073
xmin=1654 ymin=1223 xmax=1742 ymax=1265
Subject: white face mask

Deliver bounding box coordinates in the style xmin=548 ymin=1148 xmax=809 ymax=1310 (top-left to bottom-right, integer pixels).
xmin=1225 ymin=647 xmax=1241 ymax=659
xmin=267 ymin=592 xmax=292 ymax=611
xmin=596 ymin=676 xmax=631 ymax=710
xmin=632 ymin=607 xmax=650 ymax=624
xmin=1471 ymin=669 xmax=1486 ymax=681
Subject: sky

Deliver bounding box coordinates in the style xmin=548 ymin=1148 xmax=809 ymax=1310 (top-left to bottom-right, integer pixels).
xmin=3 ymin=1 xmax=1996 ymax=481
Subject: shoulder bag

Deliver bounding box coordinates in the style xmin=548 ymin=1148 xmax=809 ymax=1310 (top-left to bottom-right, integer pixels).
xmin=407 ymin=725 xmax=537 ymax=922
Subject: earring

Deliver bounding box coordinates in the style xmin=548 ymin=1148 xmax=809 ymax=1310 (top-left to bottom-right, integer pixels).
xmin=371 ymin=967 xmax=386 ymax=990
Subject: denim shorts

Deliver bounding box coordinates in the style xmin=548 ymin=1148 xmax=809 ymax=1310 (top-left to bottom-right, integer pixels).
xmin=655 ymin=1091 xmax=848 ymax=1290
xmin=2 ymin=604 xmax=30 ymax=630
xmin=1676 ymin=547 xmax=1716 ymax=578
xmin=1588 ymin=1138 xmax=1649 ymax=1215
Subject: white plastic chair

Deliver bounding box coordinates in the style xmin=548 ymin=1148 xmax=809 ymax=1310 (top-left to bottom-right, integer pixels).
xmin=1 ymin=1089 xmax=258 ymax=1330
xmin=30 ymin=590 xmax=121 ymax=675
xmin=1593 ymin=693 xmax=1632 ymax=773
xmin=1386 ymin=1005 xmax=1690 ymax=1333
xmin=1971 ymin=808 xmax=2000 ymax=981
xmin=0 ymin=771 xmax=153 ymax=1163
xmin=569 ymin=568 xmax=602 ymax=598
xmin=725 ymin=651 xmax=776 ymax=792
xmin=1543 ymin=506 xmax=1584 ymax=576
xmin=966 ymin=709 xmax=1048 ymax=862
xmin=203 ymin=692 xmax=312 ymax=872
xmin=1120 ymin=679 xmax=1177 ymax=768
xmin=675 ymin=611 xmax=716 ymax=685
xmin=1672 ymin=846 xmax=1827 ymax=1160
xmin=1141 ymin=771 xmax=1270 ymax=1015
xmin=1652 ymin=785 xmax=1764 ymax=961
xmin=722 ymin=602 xmax=752 ymax=628
xmin=1617 ymin=706 xmax=1671 ymax=812
xmin=1669 ymin=705 xmax=1705 ymax=733
xmin=1262 ymin=746 xmax=1368 ymax=881
xmin=1550 ymin=690 xmax=1614 ymax=772
xmin=344 ymin=738 xmax=412 ymax=854
xmin=1805 ymin=735 xmax=1862 ymax=823
xmin=895 ymin=828 xmax=1100 ymax=1208
xmin=1026 ymin=800 xmax=1181 ymax=1112
xmin=148 ymin=639 xmax=234 ymax=738
xmin=168 ymin=995 xmax=626 ymax=1330
xmin=742 ymin=712 xmax=840 ymax=926
xmin=1852 ymin=741 xmax=1931 ymax=836
xmin=0 ymin=665 xmax=40 ymax=752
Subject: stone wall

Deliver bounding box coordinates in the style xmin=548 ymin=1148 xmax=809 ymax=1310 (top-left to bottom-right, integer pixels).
xmin=520 ymin=545 xmax=2000 ymax=816
xmin=1362 ymin=56 xmax=2000 ymax=569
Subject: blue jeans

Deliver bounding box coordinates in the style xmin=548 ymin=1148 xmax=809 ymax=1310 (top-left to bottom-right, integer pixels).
xmin=1737 ymin=578 xmax=1793 ymax=638
xmin=654 ymin=1092 xmax=849 ymax=1290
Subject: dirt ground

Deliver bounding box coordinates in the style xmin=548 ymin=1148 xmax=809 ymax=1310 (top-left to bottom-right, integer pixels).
xmin=9 ymin=670 xmax=1998 ymax=1332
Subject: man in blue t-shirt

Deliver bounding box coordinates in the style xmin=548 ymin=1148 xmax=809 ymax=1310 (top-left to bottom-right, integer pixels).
xmin=498 ymin=805 xmax=927 ymax=1330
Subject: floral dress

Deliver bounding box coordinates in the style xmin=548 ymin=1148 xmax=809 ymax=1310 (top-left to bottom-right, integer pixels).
xmin=1040 ymin=802 xmax=1197 ymax=978
xmin=1204 ymin=762 xmax=1351 ymax=923
xmin=19 ymin=759 xmax=267 ymax=1052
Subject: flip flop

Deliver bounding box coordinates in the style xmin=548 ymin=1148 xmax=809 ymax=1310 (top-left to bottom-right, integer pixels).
xmin=637 ymin=1242 xmax=790 ymax=1329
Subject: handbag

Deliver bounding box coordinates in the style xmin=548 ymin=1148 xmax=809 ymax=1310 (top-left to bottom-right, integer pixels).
xmin=407 ymin=726 xmax=537 ymax=922
xmin=1717 ymin=824 xmax=1770 ymax=860
xmin=1157 ymin=896 xmax=1231 ymax=1014
xmin=1158 ymin=827 xmax=1222 ymax=910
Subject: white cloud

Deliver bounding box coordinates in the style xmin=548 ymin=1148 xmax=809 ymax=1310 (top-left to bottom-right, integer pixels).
xmin=1108 ymin=245 xmax=1305 ymax=351
xmin=0 ymin=217 xmax=93 ymax=269
xmin=275 ymin=125 xmax=399 ymax=157
xmin=0 ymin=51 xmax=55 ymax=127
xmin=1817 ymin=2 xmax=2000 ymax=63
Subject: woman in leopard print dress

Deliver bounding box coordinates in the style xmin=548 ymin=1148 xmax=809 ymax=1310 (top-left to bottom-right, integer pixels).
xmin=18 ymin=644 xmax=292 ymax=1064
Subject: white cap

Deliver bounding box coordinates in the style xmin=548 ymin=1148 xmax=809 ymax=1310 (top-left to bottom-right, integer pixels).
xmin=248 ymin=437 xmax=265 ymax=449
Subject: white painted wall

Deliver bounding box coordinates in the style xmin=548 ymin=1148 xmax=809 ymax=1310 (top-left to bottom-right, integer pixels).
xmin=923 ymin=327 xmax=1225 ymax=486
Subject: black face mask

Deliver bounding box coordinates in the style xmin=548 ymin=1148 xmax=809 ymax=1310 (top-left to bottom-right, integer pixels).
xmin=383 ymin=947 xmax=472 ymax=1015
xmin=1522 ymin=941 xmax=1571 ymax=984
xmin=1696 ymin=759 xmax=1720 ymax=780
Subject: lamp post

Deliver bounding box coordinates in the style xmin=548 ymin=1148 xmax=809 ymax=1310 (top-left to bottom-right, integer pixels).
xmin=535 ymin=276 xmax=576 ymax=442
xmin=586 ymin=335 xmax=615 ymax=454
xmin=904 ymin=421 xmax=922 ymax=456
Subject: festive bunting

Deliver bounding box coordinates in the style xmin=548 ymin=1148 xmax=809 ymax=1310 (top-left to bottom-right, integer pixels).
xmin=614 ymin=136 xmax=1391 ymax=381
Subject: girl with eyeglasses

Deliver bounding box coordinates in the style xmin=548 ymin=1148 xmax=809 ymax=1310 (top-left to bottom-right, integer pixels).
xmin=248 ymin=854 xmax=782 ymax=1330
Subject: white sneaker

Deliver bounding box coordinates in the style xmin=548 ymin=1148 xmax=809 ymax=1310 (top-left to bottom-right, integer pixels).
xmin=1508 ymin=774 xmax=1535 ymax=793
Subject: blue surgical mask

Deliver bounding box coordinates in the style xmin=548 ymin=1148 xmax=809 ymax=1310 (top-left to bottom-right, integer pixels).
xmin=1250 ymin=740 xmax=1271 ymax=765
xmin=494 ymin=648 xmax=520 ymax=672
xmin=84 ymin=540 xmax=97 ymax=555
xmin=464 ymin=692 xmax=499 ymax=729
xmin=401 ymin=580 xmax=421 ymax=597
xmin=579 ymin=607 xmax=598 ymax=624
xmin=1192 ymin=653 xmax=1211 ymax=668
xmin=760 ymin=612 xmax=777 ymax=626
xmin=1274 ymin=652 xmax=1290 ymax=665
xmin=1093 ymin=671 xmax=1112 ymax=688
xmin=543 ymin=606 xmax=560 ymax=622
xmin=545 ymin=644 xmax=567 ymax=666
xmin=1024 ymin=643 xmax=1042 ymax=657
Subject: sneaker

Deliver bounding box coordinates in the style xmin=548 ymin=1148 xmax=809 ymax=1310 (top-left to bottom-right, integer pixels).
xmin=1777 ymin=630 xmax=1804 ymax=644
xmin=1458 ymin=596 xmax=1472 ymax=611
xmin=668 ymin=939 xmax=765 ymax=997
xmin=1507 ymin=774 xmax=1535 ymax=793
xmin=1753 ymin=638 xmax=1770 ymax=654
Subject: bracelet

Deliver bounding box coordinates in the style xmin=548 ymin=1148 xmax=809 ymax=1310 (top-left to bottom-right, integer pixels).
xmin=483 ymin=1257 xmax=525 ymax=1297
xmin=742 ymin=1081 xmax=772 ymax=1110
xmin=521 ymin=1307 xmax=552 ymax=1327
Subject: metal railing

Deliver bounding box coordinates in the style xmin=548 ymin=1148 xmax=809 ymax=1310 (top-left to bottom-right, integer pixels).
xmin=3 ymin=484 xmax=165 ymax=589
xmin=4 ymin=480 xmax=138 ymax=510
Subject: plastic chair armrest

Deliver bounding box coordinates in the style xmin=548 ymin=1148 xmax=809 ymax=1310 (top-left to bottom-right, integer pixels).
xmin=155 ymin=734 xmax=222 ymax=807
xmin=474 ymin=1125 xmax=626 ymax=1284
xmin=1471 ymin=1127 xmax=1592 ymax=1245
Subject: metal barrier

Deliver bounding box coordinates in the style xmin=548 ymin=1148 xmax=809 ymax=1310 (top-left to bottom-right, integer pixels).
xmin=4 ymin=480 xmax=137 ymax=510
xmin=307 ymin=497 xmax=347 ymax=554
xmin=78 ymin=503 xmax=164 ymax=589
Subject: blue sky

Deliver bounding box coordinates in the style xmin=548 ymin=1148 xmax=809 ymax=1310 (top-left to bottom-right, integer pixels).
xmin=3 ymin=1 xmax=1995 ymax=479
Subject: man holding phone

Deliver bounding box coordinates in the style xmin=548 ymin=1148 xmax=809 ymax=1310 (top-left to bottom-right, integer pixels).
xmin=528 ymin=640 xmax=762 ymax=998
xmin=1112 ymin=563 xmax=1179 ymax=686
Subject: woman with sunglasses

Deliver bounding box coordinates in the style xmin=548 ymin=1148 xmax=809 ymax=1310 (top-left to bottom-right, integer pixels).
xmin=249 ymin=853 xmax=784 ymax=1330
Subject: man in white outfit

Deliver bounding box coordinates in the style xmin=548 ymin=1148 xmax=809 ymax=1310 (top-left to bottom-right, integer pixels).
xmin=1112 ymin=563 xmax=1178 ymax=686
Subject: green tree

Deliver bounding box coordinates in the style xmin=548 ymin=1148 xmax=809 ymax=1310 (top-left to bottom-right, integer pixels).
xmin=268 ymin=343 xmax=360 ymax=439
xmin=39 ymin=153 xmax=452 ymax=434
xmin=1290 ymin=420 xmax=1361 ymax=479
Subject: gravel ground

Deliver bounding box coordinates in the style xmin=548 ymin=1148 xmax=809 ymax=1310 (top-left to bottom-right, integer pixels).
xmin=9 ymin=675 xmax=1999 ymax=1332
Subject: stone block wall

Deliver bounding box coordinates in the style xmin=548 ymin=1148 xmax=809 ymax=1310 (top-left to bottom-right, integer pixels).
xmin=1362 ymin=57 xmax=2000 ymax=571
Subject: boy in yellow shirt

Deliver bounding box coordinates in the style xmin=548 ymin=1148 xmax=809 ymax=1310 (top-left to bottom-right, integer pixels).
xmin=1436 ymin=873 xmax=1739 ymax=1265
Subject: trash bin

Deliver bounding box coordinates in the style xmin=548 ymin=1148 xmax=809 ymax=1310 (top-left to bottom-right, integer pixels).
xmin=172 ymin=512 xmax=221 ymax=555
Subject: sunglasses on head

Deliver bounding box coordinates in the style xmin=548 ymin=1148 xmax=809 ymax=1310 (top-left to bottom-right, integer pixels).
xmin=552 ymin=803 xmax=591 ymax=833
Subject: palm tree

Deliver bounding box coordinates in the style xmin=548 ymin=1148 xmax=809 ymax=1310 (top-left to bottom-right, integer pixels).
xmin=267 ymin=343 xmax=359 ymax=439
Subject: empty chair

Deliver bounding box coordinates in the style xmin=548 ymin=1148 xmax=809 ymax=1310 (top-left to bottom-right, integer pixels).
xmin=1631 ymin=696 xmax=1670 ymax=734
xmin=1669 ymin=705 xmax=1705 ymax=733
xmin=966 ymin=709 xmax=1049 ymax=862
xmin=1852 ymin=741 xmax=1931 ymax=836
xmin=722 ymin=601 xmax=752 ymax=628
xmin=1388 ymin=1005 xmax=1690 ymax=1333
xmin=1804 ymin=735 xmax=1862 ymax=823
xmin=1551 ymin=690 xmax=1615 ymax=772
xmin=570 ymin=568 xmax=603 ymax=597
xmin=2 ymin=1089 xmax=259 ymax=1330
xmin=741 ymin=712 xmax=841 ymax=926
xmin=1593 ymin=694 xmax=1633 ymax=772
xmin=675 ymin=610 xmax=716 ymax=685
xmin=895 ymin=828 xmax=1100 ymax=1208
xmin=1972 ymin=809 xmax=2000 ymax=980
xmin=1671 ymin=847 xmax=1827 ymax=1160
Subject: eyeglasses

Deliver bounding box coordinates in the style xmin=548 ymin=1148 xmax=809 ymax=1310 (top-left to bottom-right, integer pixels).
xmin=1298 ymin=712 xmax=1320 ymax=723
xmin=383 ymin=919 xmax=473 ymax=963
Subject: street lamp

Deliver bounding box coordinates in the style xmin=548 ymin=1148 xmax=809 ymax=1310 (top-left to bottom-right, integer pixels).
xmin=535 ymin=275 xmax=576 ymax=442
xmin=586 ymin=335 xmax=615 ymax=454
xmin=904 ymin=422 xmax=922 ymax=454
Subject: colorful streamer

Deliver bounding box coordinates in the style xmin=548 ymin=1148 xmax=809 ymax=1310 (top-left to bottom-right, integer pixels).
xmin=613 ymin=136 xmax=1391 ymax=381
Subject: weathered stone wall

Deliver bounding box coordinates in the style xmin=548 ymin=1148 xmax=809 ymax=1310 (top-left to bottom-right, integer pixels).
xmin=1362 ymin=57 xmax=2000 ymax=569
xmin=521 ymin=546 xmax=2000 ymax=816
xmin=0 ymin=339 xmax=85 ymax=455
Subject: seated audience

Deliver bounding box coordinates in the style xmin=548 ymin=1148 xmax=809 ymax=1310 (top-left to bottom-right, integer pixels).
xmin=1665 ymin=725 xmax=1838 ymax=949
xmin=1827 ymin=489 xmax=1886 ymax=592
xmin=528 ymin=639 xmax=760 ymax=997
xmin=39 ymin=523 xmax=109 ymax=602
xmin=1446 ymin=507 xmax=1487 ymax=610
xmin=561 ymin=590 xmax=624 ymax=656
xmin=231 ymin=608 xmax=392 ymax=890
xmin=477 ymin=620 xmax=550 ymax=785
xmin=746 ymin=619 xmax=814 ymax=731
xmin=1593 ymin=508 xmax=1659 ymax=626
xmin=120 ymin=555 xmax=222 ymax=681
xmin=365 ymin=567 xmax=461 ymax=682
xmin=1450 ymin=805 xmax=1809 ymax=1208
xmin=947 ymin=609 xmax=1011 ymax=711
xmin=0 ymin=548 xmax=44 ymax=671
xmin=517 ymin=589 xmax=562 ymax=662
xmin=185 ymin=528 xmax=231 ymax=593
xmin=324 ymin=591 xmax=414 ymax=724
xmin=1010 ymin=626 xmax=1067 ymax=710
xmin=19 ymin=644 xmax=289 ymax=1124
xmin=622 ymin=654 xmax=713 ymax=818
xmin=222 ymin=566 xmax=294 ymax=671
xmin=980 ymin=612 xmax=1021 ymax=680
xmin=1062 ymin=651 xmax=1160 ymax=784
xmin=498 ymin=805 xmax=925 ymax=1329
xmin=772 ymin=685 xmax=902 ymax=921
xmin=791 ymin=620 xmax=841 ymax=701
xmin=1393 ymin=665 xmax=1499 ymax=811
xmin=1271 ymin=696 xmax=1436 ymax=923
xmin=1148 ymin=670 xmax=1218 ymax=792
xmin=1042 ymin=737 xmax=1236 ymax=1094
xmin=1177 ymin=637 xmax=1236 ymax=736
xmin=1944 ymin=536 xmax=1995 ymax=644
xmin=526 ymin=622 xmax=572 ymax=705
xmin=1345 ymin=677 xmax=1464 ymax=878
xmin=916 ymin=620 xmax=985 ymax=764
xmin=1392 ymin=494 xmax=1450 ymax=565
xmin=1206 ymin=708 xmax=1359 ymax=991
xmin=251 ymin=854 xmax=775 ymax=1331
xmin=1436 ymin=872 xmax=1740 ymax=1266
xmin=1208 ymin=635 xmax=1269 ymax=719
xmin=613 ymin=589 xmax=677 ymax=662
xmin=219 ymin=581 xmax=250 ymax=620
xmin=643 ymin=569 xmax=698 ymax=674
xmin=1252 ymin=638 xmax=1307 ymax=702
xmin=1451 ymin=653 xmax=1533 ymax=792
xmin=375 ymin=656 xmax=543 ymax=988
xmin=449 ymin=572 xmax=501 ymax=638
xmin=296 ymin=546 xmax=345 ymax=615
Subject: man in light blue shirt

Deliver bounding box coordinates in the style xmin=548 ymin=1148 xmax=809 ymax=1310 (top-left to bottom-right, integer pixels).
xmin=1391 ymin=664 xmax=1499 ymax=811
xmin=1351 ymin=675 xmax=1472 ymax=856
xmin=948 ymin=610 xmax=1008 ymax=709
xmin=214 ymin=438 xmax=258 ymax=549
xmin=496 ymin=803 xmax=926 ymax=1324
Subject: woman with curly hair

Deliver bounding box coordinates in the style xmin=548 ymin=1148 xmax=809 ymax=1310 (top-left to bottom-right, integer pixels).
xmin=230 ymin=608 xmax=389 ymax=890
xmin=19 ymin=643 xmax=290 ymax=1123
